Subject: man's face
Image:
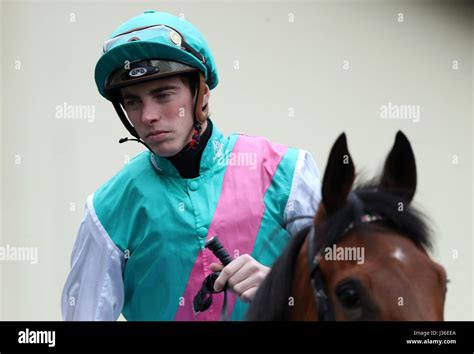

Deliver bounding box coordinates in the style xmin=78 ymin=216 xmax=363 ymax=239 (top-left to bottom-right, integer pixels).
xmin=120 ymin=76 xmax=206 ymax=157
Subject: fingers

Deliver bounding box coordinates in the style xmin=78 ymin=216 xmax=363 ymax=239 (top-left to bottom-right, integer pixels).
xmin=213 ymin=255 xmax=270 ymax=302
xmin=209 ymin=263 xmax=224 ymax=272
xmin=239 ymin=287 xmax=258 ymax=303
xmin=230 ymin=263 xmax=269 ymax=301
xmin=231 ymin=273 xmax=260 ymax=297
xmin=227 ymin=259 xmax=261 ymax=288
xmin=213 ymin=256 xmax=247 ymax=292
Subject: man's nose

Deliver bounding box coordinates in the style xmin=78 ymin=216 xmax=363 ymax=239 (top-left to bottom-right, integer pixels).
xmin=141 ymin=100 xmax=160 ymax=124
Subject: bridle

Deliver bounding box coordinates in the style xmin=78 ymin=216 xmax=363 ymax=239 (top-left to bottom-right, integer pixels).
xmin=306 ymin=193 xmax=383 ymax=321
xmin=307 ymin=225 xmax=335 ymax=321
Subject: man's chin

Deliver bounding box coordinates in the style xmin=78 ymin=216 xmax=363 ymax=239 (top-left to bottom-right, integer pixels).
xmin=149 ymin=142 xmax=183 ymax=158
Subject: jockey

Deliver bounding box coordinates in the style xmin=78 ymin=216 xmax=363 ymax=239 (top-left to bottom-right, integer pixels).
xmin=61 ymin=10 xmax=322 ymax=321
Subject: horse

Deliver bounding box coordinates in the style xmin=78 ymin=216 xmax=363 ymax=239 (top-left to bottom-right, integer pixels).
xmin=246 ymin=131 xmax=448 ymax=321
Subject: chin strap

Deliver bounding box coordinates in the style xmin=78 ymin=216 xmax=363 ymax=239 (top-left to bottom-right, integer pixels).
xmin=119 ymin=137 xmax=145 ymax=144
xmin=186 ymin=121 xmax=203 ymax=150
xmin=112 ymin=99 xmax=154 ymax=152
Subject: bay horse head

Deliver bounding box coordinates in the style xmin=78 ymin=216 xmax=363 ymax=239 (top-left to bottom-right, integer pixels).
xmin=247 ymin=131 xmax=448 ymax=321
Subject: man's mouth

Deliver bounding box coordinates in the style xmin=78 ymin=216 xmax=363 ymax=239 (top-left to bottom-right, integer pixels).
xmin=147 ymin=130 xmax=171 ymax=139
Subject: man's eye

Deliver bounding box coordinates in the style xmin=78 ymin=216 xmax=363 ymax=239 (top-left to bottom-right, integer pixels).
xmin=124 ymin=100 xmax=138 ymax=107
xmin=155 ymin=93 xmax=172 ymax=99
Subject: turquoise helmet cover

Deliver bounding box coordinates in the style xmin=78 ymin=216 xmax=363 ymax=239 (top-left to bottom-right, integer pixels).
xmin=95 ymin=10 xmax=219 ymax=100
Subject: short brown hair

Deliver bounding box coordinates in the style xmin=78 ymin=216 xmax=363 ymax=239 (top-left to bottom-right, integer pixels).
xmin=178 ymin=72 xmax=199 ymax=98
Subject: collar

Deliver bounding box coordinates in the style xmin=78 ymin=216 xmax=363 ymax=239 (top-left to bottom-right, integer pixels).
xmin=150 ymin=119 xmax=228 ymax=178
xmin=164 ymin=119 xmax=213 ymax=179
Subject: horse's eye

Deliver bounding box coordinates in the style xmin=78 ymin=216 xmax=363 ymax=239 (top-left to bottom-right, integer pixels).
xmin=336 ymin=282 xmax=362 ymax=309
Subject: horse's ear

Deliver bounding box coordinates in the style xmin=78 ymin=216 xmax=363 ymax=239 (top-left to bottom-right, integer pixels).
xmin=322 ymin=133 xmax=355 ymax=215
xmin=379 ymin=131 xmax=417 ymax=204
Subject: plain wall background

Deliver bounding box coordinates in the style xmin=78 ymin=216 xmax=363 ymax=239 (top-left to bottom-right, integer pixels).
xmin=0 ymin=0 xmax=472 ymax=320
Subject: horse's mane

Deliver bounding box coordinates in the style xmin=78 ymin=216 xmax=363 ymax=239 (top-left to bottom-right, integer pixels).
xmin=315 ymin=182 xmax=432 ymax=253
xmin=246 ymin=182 xmax=432 ymax=321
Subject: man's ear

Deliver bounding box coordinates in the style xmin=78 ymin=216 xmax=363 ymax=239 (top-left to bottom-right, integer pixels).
xmin=202 ymin=84 xmax=210 ymax=111
xmin=195 ymin=73 xmax=210 ymax=122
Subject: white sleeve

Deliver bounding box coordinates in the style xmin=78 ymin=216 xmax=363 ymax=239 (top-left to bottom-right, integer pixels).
xmin=284 ymin=149 xmax=322 ymax=236
xmin=61 ymin=194 xmax=125 ymax=321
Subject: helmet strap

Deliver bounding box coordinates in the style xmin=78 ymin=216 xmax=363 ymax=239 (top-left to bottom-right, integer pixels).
xmin=186 ymin=121 xmax=203 ymax=151
xmin=112 ymin=98 xmax=153 ymax=151
xmin=193 ymin=72 xmax=208 ymax=123
xmin=186 ymin=72 xmax=208 ymax=150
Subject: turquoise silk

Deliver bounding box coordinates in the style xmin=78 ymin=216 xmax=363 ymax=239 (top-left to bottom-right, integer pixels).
xmin=93 ymin=124 xmax=299 ymax=320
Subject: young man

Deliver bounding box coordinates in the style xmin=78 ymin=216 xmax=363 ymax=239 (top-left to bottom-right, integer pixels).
xmin=61 ymin=10 xmax=321 ymax=321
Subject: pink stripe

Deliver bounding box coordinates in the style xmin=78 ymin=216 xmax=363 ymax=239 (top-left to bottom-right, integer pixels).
xmin=174 ymin=135 xmax=287 ymax=320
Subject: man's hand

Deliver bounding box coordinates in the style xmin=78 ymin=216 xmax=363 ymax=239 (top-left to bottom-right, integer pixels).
xmin=210 ymin=254 xmax=270 ymax=303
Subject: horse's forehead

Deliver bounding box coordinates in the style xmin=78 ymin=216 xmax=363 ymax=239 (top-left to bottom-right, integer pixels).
xmin=341 ymin=229 xmax=423 ymax=255
xmin=329 ymin=230 xmax=433 ymax=271
xmin=373 ymin=232 xmax=425 ymax=258
xmin=391 ymin=247 xmax=406 ymax=262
